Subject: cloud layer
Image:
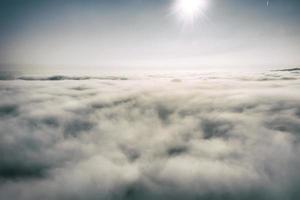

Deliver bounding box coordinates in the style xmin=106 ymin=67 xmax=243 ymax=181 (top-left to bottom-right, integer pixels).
xmin=1 ymin=70 xmax=300 ymax=200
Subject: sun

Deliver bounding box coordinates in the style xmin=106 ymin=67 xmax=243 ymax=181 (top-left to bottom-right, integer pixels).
xmin=173 ymin=0 xmax=209 ymax=23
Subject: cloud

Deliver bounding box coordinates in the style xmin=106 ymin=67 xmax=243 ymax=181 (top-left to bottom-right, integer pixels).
xmin=17 ymin=76 xmax=129 ymax=81
xmin=0 ymin=104 xmax=19 ymax=118
xmin=0 ymin=70 xmax=300 ymax=199
xmin=0 ymin=73 xmax=129 ymax=81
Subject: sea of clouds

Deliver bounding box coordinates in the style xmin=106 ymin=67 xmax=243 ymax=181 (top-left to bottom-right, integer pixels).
xmin=0 ymin=69 xmax=300 ymax=200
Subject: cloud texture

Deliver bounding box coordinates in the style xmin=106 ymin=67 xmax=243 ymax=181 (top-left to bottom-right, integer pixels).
xmin=1 ymin=70 xmax=300 ymax=200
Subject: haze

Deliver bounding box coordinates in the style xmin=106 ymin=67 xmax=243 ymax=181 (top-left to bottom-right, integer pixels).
xmin=0 ymin=0 xmax=299 ymax=72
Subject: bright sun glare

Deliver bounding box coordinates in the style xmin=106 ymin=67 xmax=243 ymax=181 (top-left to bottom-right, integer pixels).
xmin=173 ymin=0 xmax=208 ymax=23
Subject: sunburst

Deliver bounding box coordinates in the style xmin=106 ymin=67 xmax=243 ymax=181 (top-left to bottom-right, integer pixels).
xmin=172 ymin=0 xmax=209 ymax=24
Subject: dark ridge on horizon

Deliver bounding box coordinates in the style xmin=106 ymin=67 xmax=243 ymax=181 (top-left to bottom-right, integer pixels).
xmin=18 ymin=75 xmax=129 ymax=81
xmin=0 ymin=68 xmax=299 ymax=81
xmin=0 ymin=75 xmax=129 ymax=81
xmin=272 ymin=67 xmax=300 ymax=72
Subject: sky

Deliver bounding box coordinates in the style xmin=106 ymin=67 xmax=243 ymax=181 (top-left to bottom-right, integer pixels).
xmin=0 ymin=0 xmax=300 ymax=72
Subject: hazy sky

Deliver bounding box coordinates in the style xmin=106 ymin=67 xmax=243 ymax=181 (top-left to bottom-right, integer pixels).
xmin=0 ymin=0 xmax=300 ymax=71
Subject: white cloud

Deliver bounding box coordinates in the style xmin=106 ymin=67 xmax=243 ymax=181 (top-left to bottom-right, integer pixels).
xmin=0 ymin=70 xmax=300 ymax=199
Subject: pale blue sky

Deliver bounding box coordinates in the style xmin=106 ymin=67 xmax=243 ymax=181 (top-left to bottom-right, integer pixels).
xmin=0 ymin=0 xmax=300 ymax=71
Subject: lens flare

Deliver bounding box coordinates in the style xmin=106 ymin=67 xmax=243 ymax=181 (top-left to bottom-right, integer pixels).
xmin=173 ymin=0 xmax=208 ymax=23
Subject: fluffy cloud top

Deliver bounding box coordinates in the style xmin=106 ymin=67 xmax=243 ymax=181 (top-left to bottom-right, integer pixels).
xmin=0 ymin=70 xmax=300 ymax=200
